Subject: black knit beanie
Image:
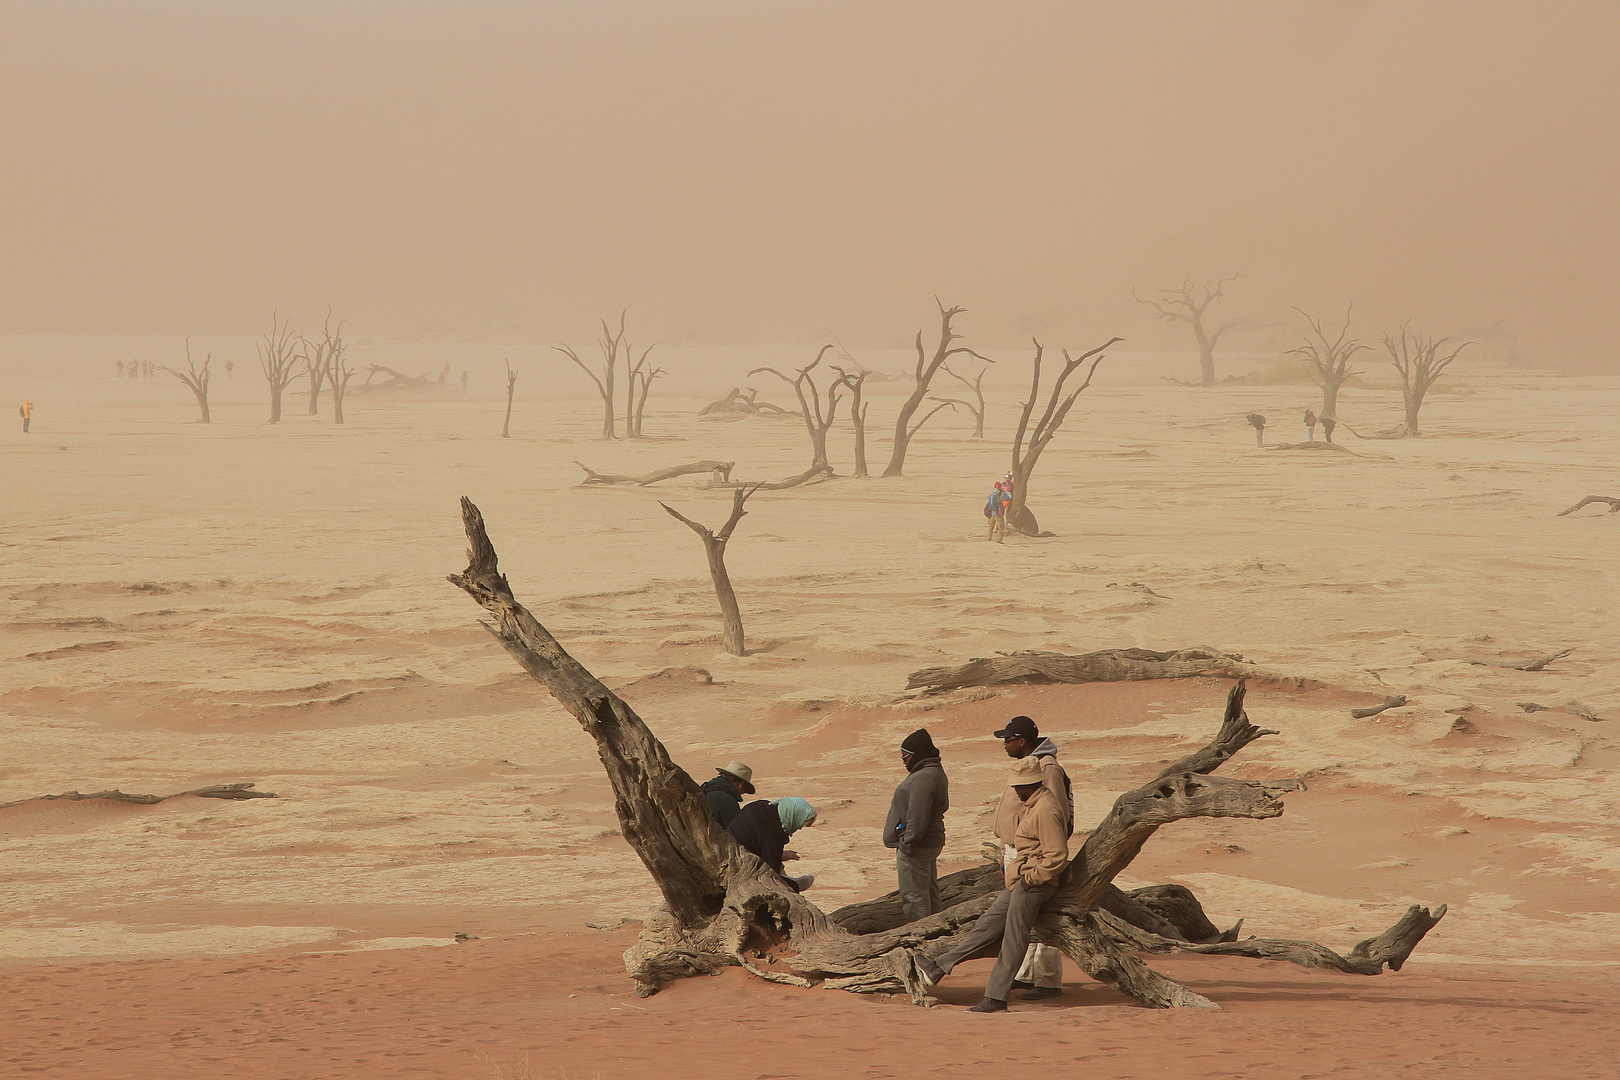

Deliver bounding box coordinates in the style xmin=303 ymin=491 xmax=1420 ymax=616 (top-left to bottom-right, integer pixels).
xmin=901 ymin=728 xmax=938 ymax=758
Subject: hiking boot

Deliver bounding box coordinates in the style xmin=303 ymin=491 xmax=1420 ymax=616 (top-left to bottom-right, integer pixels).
xmin=967 ymin=997 xmax=1008 ymax=1013
xmin=914 ymin=955 xmax=944 ymax=988
xmin=1021 ymin=986 xmax=1062 ymax=1001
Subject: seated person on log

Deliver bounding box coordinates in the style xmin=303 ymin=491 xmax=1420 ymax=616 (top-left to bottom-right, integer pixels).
xmin=728 ymin=796 xmax=819 ymax=892
xmin=914 ymin=756 xmax=1069 ymax=1012
xmin=701 ymin=760 xmax=755 ymax=827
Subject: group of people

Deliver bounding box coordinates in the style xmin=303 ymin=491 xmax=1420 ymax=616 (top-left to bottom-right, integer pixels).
xmin=982 ymin=473 xmax=1014 ymax=542
xmin=703 ymin=712 xmax=1074 ymax=1013
xmin=1246 ymin=409 xmax=1336 ymax=446
xmin=117 ymin=360 xmax=156 ymax=378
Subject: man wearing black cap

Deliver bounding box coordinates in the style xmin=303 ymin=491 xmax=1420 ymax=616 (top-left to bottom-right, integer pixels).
xmin=883 ymin=728 xmax=949 ymax=923
xmin=992 ymin=714 xmax=1071 ymax=1000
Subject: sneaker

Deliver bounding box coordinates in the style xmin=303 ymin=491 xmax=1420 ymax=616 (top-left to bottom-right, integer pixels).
xmin=913 ymin=955 xmax=944 ymax=988
xmin=1010 ymin=980 xmax=1035 ymax=992
xmin=1021 ymin=986 xmax=1063 ymax=1001
xmin=967 ymin=997 xmax=1008 ymax=1013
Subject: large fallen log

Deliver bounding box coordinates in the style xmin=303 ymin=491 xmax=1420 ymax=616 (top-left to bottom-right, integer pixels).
xmin=449 ymin=498 xmax=1443 ymax=1009
xmin=0 ymin=782 xmax=276 ymax=811
xmin=1467 ymin=647 xmax=1572 ymax=672
xmin=708 ymin=463 xmax=835 ymax=491
xmin=576 ymin=460 xmax=735 ymax=486
xmin=906 ymin=646 xmax=1254 ymax=694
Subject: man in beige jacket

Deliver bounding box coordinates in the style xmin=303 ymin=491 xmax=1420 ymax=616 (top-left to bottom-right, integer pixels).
xmin=913 ymin=756 xmax=1069 ymax=1012
xmin=993 ymin=714 xmax=1071 ymax=998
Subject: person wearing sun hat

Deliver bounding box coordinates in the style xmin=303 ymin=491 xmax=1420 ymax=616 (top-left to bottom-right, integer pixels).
xmin=701 ymin=761 xmax=756 ymax=827
xmin=911 ymin=755 xmax=1069 ymax=1012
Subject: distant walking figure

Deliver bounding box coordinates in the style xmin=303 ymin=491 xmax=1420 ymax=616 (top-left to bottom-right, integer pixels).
xmin=984 ymin=475 xmax=1013 ymax=543
xmin=439 ymin=363 xmax=450 ymax=385
xmin=226 ymin=359 xmax=235 ymax=380
xmin=1304 ymin=409 xmax=1317 ymax=441
xmin=1245 ymin=412 xmax=1266 ymax=446
xmin=1321 ymin=415 xmax=1336 ymax=443
xmin=19 ymin=399 xmax=33 ymax=433
xmin=116 ymin=360 xmax=125 ymax=379
xmin=460 ymin=370 xmax=469 ymax=395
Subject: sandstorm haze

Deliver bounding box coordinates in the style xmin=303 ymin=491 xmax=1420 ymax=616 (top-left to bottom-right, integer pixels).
xmin=2 ymin=0 xmax=1618 ymax=366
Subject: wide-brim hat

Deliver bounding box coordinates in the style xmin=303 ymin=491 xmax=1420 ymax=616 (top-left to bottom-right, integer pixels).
xmin=717 ymin=761 xmax=755 ymax=794
xmin=1008 ymin=756 xmax=1044 ymax=786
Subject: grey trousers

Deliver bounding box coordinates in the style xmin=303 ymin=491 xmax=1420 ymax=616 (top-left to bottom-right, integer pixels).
xmin=931 ymin=881 xmax=1057 ymax=1002
xmin=897 ymin=844 xmax=944 ymax=923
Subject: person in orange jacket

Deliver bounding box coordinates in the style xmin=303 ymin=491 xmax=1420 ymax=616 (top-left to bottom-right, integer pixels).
xmin=19 ymin=399 xmax=33 ymax=433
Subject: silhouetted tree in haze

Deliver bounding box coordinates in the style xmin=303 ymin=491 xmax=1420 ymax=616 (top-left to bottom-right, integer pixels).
xmin=259 ymin=313 xmax=300 ymax=424
xmin=883 ymin=302 xmax=991 ymax=477
xmin=1007 ymin=335 xmax=1121 ymax=535
xmin=159 ymin=339 xmax=211 ymax=423
xmin=1134 ymin=276 xmax=1244 ymax=386
xmin=1290 ymin=306 xmax=1370 ymax=422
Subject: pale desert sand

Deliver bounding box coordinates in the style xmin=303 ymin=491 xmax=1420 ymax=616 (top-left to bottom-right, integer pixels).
xmin=2 ymin=356 xmax=1617 ymax=1078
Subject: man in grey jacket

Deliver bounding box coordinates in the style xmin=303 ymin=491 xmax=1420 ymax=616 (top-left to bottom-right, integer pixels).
xmin=883 ymin=728 xmax=949 ymax=922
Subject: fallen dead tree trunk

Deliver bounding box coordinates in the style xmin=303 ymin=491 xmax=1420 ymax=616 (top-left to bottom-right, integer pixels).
xmin=708 ymin=462 xmax=834 ymax=491
xmin=698 ymin=386 xmax=797 ymax=417
xmin=1557 ymin=495 xmax=1620 ymax=517
xmin=576 ymin=460 xmax=735 ymax=486
xmin=1468 ymin=647 xmax=1572 ymax=672
xmin=358 ymin=365 xmax=448 ymax=391
xmin=0 ymin=782 xmax=275 ymax=811
xmin=449 ymin=499 xmax=1443 ymax=1009
xmin=1350 ymin=695 xmax=1407 ymax=718
xmin=906 ymin=646 xmax=1255 ymax=694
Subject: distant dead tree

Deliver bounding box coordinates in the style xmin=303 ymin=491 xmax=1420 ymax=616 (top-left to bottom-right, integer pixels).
xmin=831 ymin=366 xmax=870 ymax=477
xmin=1383 ymin=323 xmax=1472 ymax=437
xmin=299 ymin=310 xmax=343 ymax=416
xmin=158 ymin=339 xmax=212 ymax=423
xmin=556 ymin=312 xmax=627 ymax=439
xmin=933 ymin=358 xmax=994 ymax=438
xmin=698 ymin=387 xmax=796 ymax=418
xmin=750 ymin=345 xmax=844 ymax=477
xmin=325 ymin=324 xmax=356 ymax=425
xmin=625 ymin=342 xmax=664 ymax=438
xmin=258 ymin=312 xmax=301 ymax=424
xmin=659 ymin=485 xmax=763 ymax=656
xmin=883 ymin=302 xmax=992 ymax=477
xmin=1134 ymin=276 xmax=1244 ymax=387
xmin=501 ymin=360 xmax=518 ymax=438
xmin=1290 ymin=307 xmax=1370 ymax=422
xmin=1007 ymin=335 xmax=1122 ymax=535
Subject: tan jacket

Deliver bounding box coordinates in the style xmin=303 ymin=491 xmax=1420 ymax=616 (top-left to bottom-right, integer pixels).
xmin=1004 ymin=786 xmax=1069 ymax=889
xmin=993 ymin=751 xmax=1071 ymax=845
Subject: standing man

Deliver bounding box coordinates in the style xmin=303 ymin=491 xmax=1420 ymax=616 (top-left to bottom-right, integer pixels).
xmin=1304 ymin=409 xmax=1317 ymax=441
xmin=1321 ymin=414 xmax=1337 ymax=443
xmin=883 ymin=728 xmax=949 ymax=923
xmin=993 ymin=714 xmax=1070 ymax=999
xmin=1245 ymin=411 xmax=1266 ymax=446
xmin=700 ymin=761 xmax=754 ymax=827
xmin=19 ymin=399 xmax=32 ymax=433
xmin=913 ymin=756 xmax=1068 ymax=1012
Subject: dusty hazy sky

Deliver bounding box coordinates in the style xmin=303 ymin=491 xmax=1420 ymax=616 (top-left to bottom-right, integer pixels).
xmin=2 ymin=1 xmax=1616 ymax=366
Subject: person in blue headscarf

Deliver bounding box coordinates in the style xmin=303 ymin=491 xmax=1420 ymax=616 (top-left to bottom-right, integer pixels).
xmin=727 ymin=796 xmax=819 ymax=891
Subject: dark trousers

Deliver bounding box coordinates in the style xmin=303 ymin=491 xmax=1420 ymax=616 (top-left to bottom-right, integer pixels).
xmin=931 ymin=881 xmax=1057 ymax=1002
xmin=896 ymin=844 xmax=944 ymax=923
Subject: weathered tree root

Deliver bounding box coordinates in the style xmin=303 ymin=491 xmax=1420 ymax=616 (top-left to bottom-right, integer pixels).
xmin=576 ymin=460 xmax=735 ymax=486
xmin=0 ymin=782 xmax=276 ymax=811
xmin=1467 ymin=647 xmax=1573 ymax=672
xmin=448 ymin=499 xmax=1444 ymax=1009
xmin=698 ymin=387 xmax=797 ymax=417
xmin=1557 ymin=495 xmax=1620 ymax=517
xmin=1351 ymin=695 xmax=1408 ymax=718
xmin=906 ymin=646 xmax=1254 ymax=695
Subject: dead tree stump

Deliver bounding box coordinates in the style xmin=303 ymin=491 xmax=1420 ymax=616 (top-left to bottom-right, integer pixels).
xmin=448 ymin=499 xmax=1445 ymax=1008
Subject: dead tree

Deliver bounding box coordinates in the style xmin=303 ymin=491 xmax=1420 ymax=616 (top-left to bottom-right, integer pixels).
xmin=1006 ymin=336 xmax=1122 ymax=536
xmin=300 ymin=327 xmax=332 ymax=416
xmin=906 ymin=646 xmax=1255 ymax=694
xmin=938 ymin=359 xmax=992 ymax=437
xmin=360 ymin=365 xmax=442 ymax=391
xmin=750 ymin=346 xmax=843 ymax=473
xmin=1382 ymin=324 xmax=1472 ymax=437
xmin=657 ymin=486 xmax=761 ymax=656
xmin=1557 ymin=495 xmax=1620 ymax=517
xmin=158 ymin=339 xmax=211 ymax=423
xmin=698 ymin=387 xmax=795 ymax=418
xmin=576 ymin=460 xmax=734 ymax=486
xmin=883 ymin=302 xmax=992 ymax=476
xmin=325 ymin=326 xmax=356 ymax=425
xmin=555 ymin=311 xmax=631 ymax=440
xmin=501 ymin=361 xmax=518 ymax=438
xmin=831 ymin=367 xmax=870 ymax=477
xmin=625 ymin=344 xmax=664 ymax=438
xmin=447 ymin=504 xmax=1445 ymax=1006
xmin=1290 ymin=307 xmax=1370 ymax=422
xmin=258 ymin=312 xmax=301 ymax=424
xmin=1134 ymin=276 xmax=1244 ymax=387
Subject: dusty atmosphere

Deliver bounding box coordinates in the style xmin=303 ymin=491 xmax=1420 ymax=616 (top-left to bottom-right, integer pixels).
xmin=3 ymin=3 xmax=1619 ymax=1079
